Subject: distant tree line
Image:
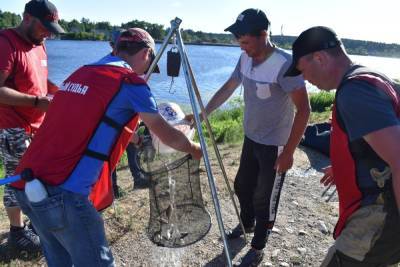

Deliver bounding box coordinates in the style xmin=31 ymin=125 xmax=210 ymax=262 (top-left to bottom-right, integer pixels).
xmin=271 ymin=35 xmax=400 ymax=58
xmin=1 ymin=9 xmax=400 ymax=58
xmin=0 ymin=10 xmax=21 ymax=29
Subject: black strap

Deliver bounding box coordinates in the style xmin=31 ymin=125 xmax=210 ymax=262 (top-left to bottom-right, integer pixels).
xmin=102 ymin=115 xmax=123 ymax=131
xmin=84 ymin=149 xmax=108 ymax=161
xmin=339 ymin=65 xmax=395 ymax=88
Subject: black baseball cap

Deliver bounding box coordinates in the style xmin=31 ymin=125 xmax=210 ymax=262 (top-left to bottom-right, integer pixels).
xmin=225 ymin=8 xmax=270 ymax=36
xmin=25 ymin=0 xmax=65 ymax=34
xmin=284 ymin=26 xmax=342 ymax=77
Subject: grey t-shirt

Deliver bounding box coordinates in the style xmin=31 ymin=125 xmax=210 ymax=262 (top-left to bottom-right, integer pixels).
xmin=231 ymin=47 xmax=305 ymax=145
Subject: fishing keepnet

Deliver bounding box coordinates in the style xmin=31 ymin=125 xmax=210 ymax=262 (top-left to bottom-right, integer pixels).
xmin=138 ymin=139 xmax=211 ymax=248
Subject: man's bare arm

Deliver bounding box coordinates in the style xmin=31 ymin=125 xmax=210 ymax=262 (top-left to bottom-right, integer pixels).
xmin=204 ymin=76 xmax=241 ymax=116
xmin=0 ymin=71 xmax=51 ymax=111
xmin=275 ymin=87 xmax=310 ymax=173
xmin=184 ymin=76 xmax=240 ymax=124
xmin=364 ymin=125 xmax=400 ymax=212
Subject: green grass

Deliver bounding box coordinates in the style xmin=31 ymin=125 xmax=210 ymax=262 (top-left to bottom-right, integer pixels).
xmin=309 ymin=110 xmax=332 ymax=123
xmin=309 ymin=91 xmax=335 ymax=112
xmin=195 ymin=97 xmax=244 ymax=144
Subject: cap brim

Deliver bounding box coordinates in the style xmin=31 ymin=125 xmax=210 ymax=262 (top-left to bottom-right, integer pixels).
xmin=42 ymin=20 xmax=65 ymax=34
xmin=284 ymin=62 xmax=301 ymax=77
xmin=224 ymin=22 xmax=252 ymax=36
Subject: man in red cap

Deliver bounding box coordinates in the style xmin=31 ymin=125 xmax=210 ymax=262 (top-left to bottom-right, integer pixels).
xmin=11 ymin=27 xmax=202 ymax=266
xmin=285 ymin=26 xmax=400 ymax=266
xmin=0 ymin=0 xmax=64 ymax=253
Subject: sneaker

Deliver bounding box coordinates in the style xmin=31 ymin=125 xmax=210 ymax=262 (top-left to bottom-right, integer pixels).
xmin=8 ymin=225 xmax=41 ymax=252
xmin=236 ymin=248 xmax=264 ymax=267
xmin=226 ymin=224 xmax=255 ymax=239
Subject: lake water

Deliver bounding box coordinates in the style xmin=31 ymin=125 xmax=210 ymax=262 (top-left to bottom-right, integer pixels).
xmin=46 ymin=40 xmax=400 ymax=105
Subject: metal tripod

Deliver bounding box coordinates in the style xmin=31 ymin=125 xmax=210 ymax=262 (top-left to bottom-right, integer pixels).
xmin=144 ymin=18 xmax=247 ymax=267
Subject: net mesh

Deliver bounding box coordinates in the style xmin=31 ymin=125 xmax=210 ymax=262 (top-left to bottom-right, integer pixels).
xmin=138 ymin=138 xmax=211 ymax=248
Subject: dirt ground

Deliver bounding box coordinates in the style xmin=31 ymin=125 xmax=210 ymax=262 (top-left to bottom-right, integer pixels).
xmin=0 ymin=143 xmax=346 ymax=266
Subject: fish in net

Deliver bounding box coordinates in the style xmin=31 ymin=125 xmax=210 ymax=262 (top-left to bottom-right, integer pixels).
xmin=138 ymin=137 xmax=211 ymax=248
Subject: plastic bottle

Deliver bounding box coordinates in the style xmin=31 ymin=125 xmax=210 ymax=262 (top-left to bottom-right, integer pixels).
xmin=21 ymin=168 xmax=48 ymax=203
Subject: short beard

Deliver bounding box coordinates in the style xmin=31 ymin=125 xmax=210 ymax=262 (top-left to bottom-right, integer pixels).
xmin=26 ymin=22 xmax=44 ymax=45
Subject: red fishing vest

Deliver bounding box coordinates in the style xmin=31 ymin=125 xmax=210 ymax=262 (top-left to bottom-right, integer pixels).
xmin=0 ymin=29 xmax=48 ymax=133
xmin=13 ymin=64 xmax=143 ymax=210
xmin=331 ymin=70 xmax=400 ymax=239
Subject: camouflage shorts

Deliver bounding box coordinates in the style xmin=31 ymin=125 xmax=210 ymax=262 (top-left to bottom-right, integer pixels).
xmin=321 ymin=191 xmax=400 ymax=266
xmin=0 ymin=128 xmax=31 ymax=208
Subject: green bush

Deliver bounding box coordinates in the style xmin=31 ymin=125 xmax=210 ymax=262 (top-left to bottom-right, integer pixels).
xmin=194 ymin=97 xmax=244 ymax=144
xmin=204 ymin=118 xmax=243 ymax=143
xmin=309 ymin=91 xmax=335 ymax=112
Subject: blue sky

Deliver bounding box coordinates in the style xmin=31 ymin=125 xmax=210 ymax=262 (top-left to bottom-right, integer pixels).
xmin=2 ymin=0 xmax=400 ymax=44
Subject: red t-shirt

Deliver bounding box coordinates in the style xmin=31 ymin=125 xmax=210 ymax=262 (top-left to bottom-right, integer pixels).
xmin=0 ymin=29 xmax=48 ymax=133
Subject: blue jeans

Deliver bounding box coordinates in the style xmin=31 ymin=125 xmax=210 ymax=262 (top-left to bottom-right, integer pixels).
xmin=15 ymin=186 xmax=114 ymax=267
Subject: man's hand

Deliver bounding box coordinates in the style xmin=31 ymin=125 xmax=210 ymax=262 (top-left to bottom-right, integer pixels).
xmin=274 ymin=149 xmax=294 ymax=174
xmin=320 ymin=166 xmax=335 ymax=187
xmin=363 ymin=125 xmax=400 ymax=214
xmin=189 ymin=142 xmax=203 ymax=160
xmin=184 ymin=113 xmax=203 ymax=128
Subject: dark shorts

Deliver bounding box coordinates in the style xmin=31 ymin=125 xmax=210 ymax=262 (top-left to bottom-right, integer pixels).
xmin=0 ymin=128 xmax=31 ymax=207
